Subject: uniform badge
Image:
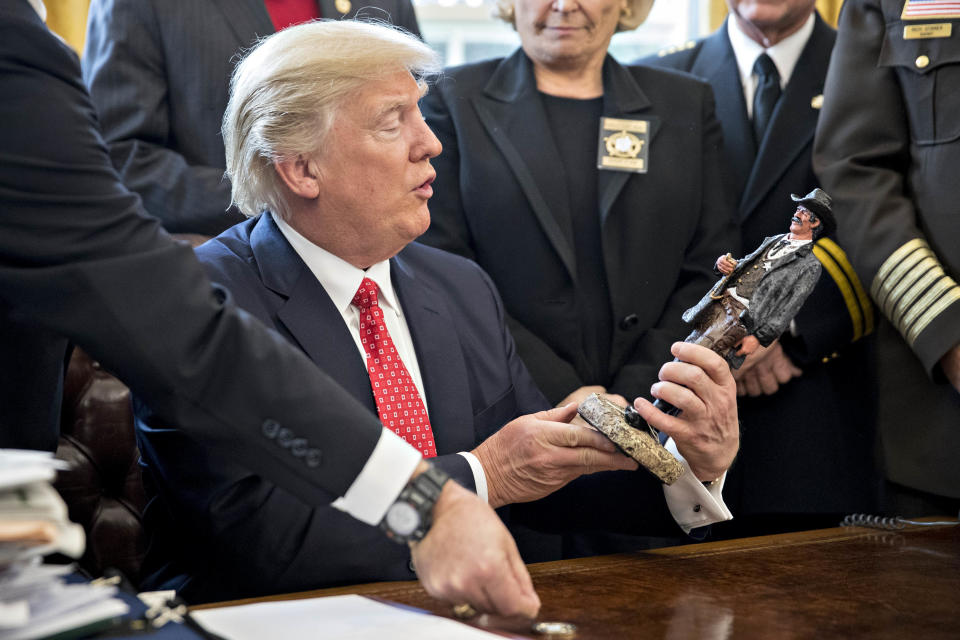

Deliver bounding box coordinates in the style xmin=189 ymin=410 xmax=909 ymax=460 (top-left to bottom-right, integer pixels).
xmin=904 ymin=23 xmax=953 ymax=38
xmin=335 ymin=0 xmax=352 ymax=15
xmin=597 ymin=117 xmax=649 ymax=173
xmin=901 ymin=1 xmax=960 ymax=20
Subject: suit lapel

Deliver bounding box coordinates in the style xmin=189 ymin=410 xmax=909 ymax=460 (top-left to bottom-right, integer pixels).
xmin=597 ymin=57 xmax=655 ymax=227
xmin=741 ymin=15 xmax=835 ymax=221
xmin=473 ymin=51 xmax=576 ymax=280
xmin=690 ymin=24 xmax=755 ymax=202
xmin=391 ymin=254 xmax=476 ymax=454
xmin=250 ymin=214 xmax=375 ymax=410
xmin=210 ymin=0 xmax=275 ymax=46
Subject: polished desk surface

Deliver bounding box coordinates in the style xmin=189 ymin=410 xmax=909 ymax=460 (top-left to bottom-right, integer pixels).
xmin=200 ymin=523 xmax=959 ymax=638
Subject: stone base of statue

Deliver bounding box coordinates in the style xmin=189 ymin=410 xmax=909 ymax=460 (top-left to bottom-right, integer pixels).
xmin=577 ymin=393 xmax=684 ymax=484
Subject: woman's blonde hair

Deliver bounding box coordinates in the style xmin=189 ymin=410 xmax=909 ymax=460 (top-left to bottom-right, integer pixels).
xmin=493 ymin=0 xmax=655 ymax=32
xmin=222 ymin=20 xmax=440 ymax=221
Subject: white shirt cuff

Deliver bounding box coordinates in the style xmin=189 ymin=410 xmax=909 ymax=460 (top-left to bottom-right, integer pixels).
xmin=457 ymin=451 xmax=488 ymax=503
xmin=662 ymin=438 xmax=733 ymax=533
xmin=331 ymin=428 xmax=422 ymax=525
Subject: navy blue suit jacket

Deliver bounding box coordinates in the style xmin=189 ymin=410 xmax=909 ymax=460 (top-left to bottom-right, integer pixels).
xmin=136 ymin=213 xmax=551 ymax=602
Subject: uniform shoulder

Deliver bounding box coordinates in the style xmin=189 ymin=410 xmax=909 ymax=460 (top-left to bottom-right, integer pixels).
xmin=635 ymin=38 xmax=702 ymax=69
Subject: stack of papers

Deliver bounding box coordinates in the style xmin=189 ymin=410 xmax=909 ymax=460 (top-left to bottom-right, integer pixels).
xmin=0 ymin=450 xmax=129 ymax=640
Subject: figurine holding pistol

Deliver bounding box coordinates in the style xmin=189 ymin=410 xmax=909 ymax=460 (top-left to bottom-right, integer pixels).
xmin=681 ymin=188 xmax=835 ymax=370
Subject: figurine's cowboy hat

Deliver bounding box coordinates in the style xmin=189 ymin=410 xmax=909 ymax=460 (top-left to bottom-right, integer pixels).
xmin=791 ymin=188 xmax=836 ymax=237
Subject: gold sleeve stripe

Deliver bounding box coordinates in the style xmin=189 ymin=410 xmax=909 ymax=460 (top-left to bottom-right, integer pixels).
xmin=872 ymin=238 xmax=927 ymax=299
xmin=887 ymin=258 xmax=940 ymax=326
xmin=901 ymin=276 xmax=960 ymax=346
xmin=906 ymin=288 xmax=960 ymax=345
xmin=871 ymin=238 xmax=960 ymax=344
xmin=872 ymin=240 xmax=928 ymax=311
xmin=816 ymin=238 xmax=875 ymax=336
xmin=812 ymin=243 xmax=865 ymax=341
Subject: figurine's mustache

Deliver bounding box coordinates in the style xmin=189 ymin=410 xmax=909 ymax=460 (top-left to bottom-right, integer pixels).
xmin=791 ymin=215 xmax=802 ymax=224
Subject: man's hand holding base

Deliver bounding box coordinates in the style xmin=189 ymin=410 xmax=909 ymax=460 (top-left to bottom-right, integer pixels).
xmin=473 ymin=403 xmax=637 ymax=508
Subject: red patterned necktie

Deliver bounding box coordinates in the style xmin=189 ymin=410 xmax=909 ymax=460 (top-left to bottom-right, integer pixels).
xmin=352 ymin=277 xmax=436 ymax=458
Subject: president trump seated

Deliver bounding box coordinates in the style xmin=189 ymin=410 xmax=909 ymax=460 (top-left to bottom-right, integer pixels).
xmin=133 ymin=20 xmax=740 ymax=603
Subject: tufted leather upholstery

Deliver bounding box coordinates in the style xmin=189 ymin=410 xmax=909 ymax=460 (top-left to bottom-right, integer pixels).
xmin=54 ymin=347 xmax=145 ymax=583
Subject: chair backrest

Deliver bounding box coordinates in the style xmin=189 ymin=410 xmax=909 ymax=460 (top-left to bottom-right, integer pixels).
xmin=54 ymin=347 xmax=146 ymax=583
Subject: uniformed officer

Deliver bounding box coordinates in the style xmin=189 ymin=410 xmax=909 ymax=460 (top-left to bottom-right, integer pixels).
xmin=814 ymin=0 xmax=960 ymax=517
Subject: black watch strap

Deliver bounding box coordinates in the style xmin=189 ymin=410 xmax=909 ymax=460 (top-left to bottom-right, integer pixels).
xmin=380 ymin=464 xmax=450 ymax=544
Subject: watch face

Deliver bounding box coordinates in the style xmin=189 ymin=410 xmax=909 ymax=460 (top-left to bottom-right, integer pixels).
xmin=386 ymin=501 xmax=420 ymax=537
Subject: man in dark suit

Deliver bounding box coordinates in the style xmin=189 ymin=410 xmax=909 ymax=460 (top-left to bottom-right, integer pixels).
xmin=82 ymin=0 xmax=421 ymax=235
xmin=643 ymin=0 xmax=881 ymax=534
xmin=814 ymin=0 xmax=960 ymax=517
xmin=0 ymin=0 xmax=541 ymax=618
xmin=136 ymin=20 xmax=741 ymax=602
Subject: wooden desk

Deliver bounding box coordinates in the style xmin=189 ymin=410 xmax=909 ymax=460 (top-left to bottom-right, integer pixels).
xmin=201 ymin=523 xmax=959 ymax=638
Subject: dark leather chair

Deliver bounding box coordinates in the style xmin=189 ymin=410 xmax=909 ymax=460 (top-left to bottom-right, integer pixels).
xmin=52 ymin=233 xmax=210 ymax=584
xmin=54 ymin=347 xmax=145 ymax=583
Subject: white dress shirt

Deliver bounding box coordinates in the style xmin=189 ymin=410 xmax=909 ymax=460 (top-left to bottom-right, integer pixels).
xmin=727 ymin=13 xmax=816 ymax=119
xmin=276 ymin=216 xmax=728 ymax=532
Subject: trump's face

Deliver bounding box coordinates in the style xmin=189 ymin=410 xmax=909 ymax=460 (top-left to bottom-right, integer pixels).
xmin=296 ymin=70 xmax=442 ymax=268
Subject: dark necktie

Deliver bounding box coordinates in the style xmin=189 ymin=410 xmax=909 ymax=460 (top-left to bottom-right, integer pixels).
xmin=352 ymin=278 xmax=436 ymax=458
xmin=752 ymin=53 xmax=781 ymax=146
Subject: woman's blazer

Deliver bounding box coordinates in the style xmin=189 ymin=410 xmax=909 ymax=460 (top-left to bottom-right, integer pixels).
xmin=420 ymin=50 xmax=738 ymax=403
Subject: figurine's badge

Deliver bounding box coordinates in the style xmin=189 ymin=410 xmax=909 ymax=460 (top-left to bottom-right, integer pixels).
xmin=901 ymin=1 xmax=960 ymax=20
xmin=335 ymin=0 xmax=352 ymax=15
xmin=598 ymin=117 xmax=649 ymax=173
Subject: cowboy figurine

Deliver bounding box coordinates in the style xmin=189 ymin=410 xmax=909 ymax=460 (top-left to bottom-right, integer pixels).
xmin=681 ymin=188 xmax=835 ymax=370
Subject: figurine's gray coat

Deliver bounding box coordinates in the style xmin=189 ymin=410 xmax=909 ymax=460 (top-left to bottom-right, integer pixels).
xmin=683 ymin=234 xmax=822 ymax=348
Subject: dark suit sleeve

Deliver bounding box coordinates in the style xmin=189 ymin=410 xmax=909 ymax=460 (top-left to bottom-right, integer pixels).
xmin=608 ymin=84 xmax=739 ymax=399
xmin=421 ymin=82 xmax=586 ymax=403
xmin=82 ymin=0 xmax=243 ymax=235
xmin=0 ymin=8 xmax=382 ymax=505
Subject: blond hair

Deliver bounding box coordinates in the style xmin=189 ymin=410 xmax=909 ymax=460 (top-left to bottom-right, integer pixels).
xmin=223 ymin=20 xmax=440 ymax=221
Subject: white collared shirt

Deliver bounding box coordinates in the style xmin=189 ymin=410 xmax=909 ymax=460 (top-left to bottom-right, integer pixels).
xmin=727 ymin=13 xmax=816 ymax=118
xmin=274 ymin=216 xmax=489 ymax=513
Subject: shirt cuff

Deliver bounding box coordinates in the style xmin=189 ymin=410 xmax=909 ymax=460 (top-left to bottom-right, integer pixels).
xmin=661 ymin=438 xmax=733 ymax=534
xmin=457 ymin=451 xmax=488 ymax=503
xmin=331 ymin=428 xmax=422 ymax=525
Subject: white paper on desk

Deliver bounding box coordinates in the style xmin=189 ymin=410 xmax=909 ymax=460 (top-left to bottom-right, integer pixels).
xmin=191 ymin=594 xmax=503 ymax=640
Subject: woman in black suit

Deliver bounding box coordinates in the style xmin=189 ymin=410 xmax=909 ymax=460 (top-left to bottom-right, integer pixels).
xmin=420 ymin=0 xmax=738 ymax=408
